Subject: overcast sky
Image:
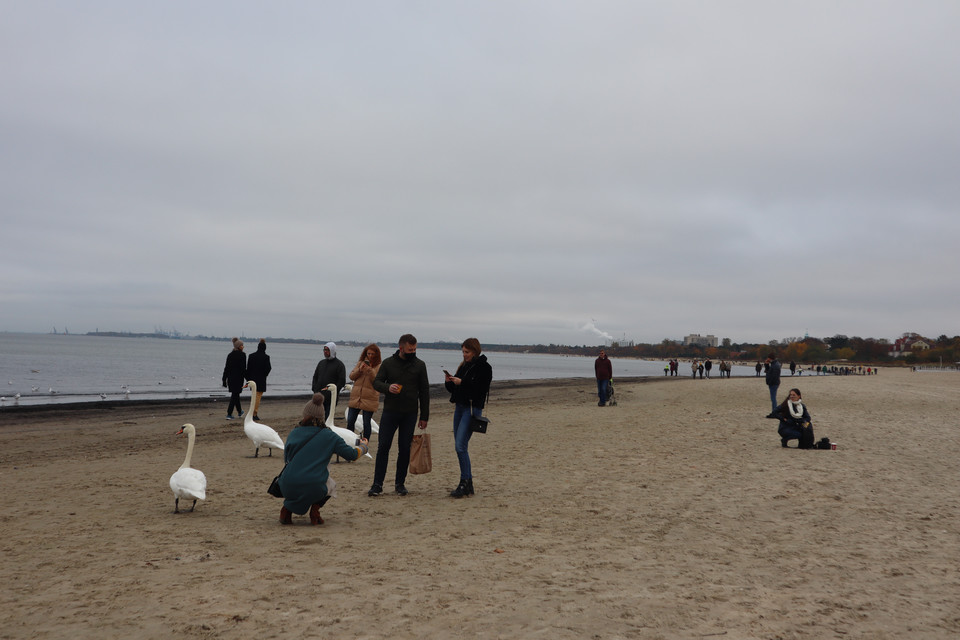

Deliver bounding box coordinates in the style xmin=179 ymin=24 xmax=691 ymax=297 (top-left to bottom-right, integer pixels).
xmin=2 ymin=1 xmax=958 ymax=346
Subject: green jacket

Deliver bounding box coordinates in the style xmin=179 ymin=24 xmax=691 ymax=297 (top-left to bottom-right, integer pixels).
xmin=373 ymin=350 xmax=430 ymax=421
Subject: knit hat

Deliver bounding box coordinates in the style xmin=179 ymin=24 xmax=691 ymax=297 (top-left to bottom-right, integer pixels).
xmin=302 ymin=393 xmax=326 ymax=423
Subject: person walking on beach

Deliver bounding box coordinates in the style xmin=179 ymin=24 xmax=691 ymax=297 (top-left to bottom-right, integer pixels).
xmin=755 ymin=361 xmax=762 ymax=377
xmin=311 ymin=342 xmax=346 ymax=423
xmin=444 ymin=338 xmax=493 ymax=499
xmin=764 ymin=352 xmax=782 ymax=414
xmin=704 ymin=359 xmax=713 ymax=379
xmin=245 ymin=338 xmax=272 ymax=421
xmin=369 ymin=334 xmax=430 ymax=497
xmin=595 ymin=350 xmax=612 ymax=406
xmin=347 ymin=344 xmax=382 ymax=440
xmin=222 ymin=338 xmax=246 ymax=420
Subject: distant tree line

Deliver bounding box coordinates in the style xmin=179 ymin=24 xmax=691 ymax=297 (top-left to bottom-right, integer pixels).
xmin=86 ymin=331 xmax=959 ymax=365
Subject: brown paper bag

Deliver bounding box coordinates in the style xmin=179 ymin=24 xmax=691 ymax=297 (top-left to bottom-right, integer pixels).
xmin=409 ymin=433 xmax=432 ymax=474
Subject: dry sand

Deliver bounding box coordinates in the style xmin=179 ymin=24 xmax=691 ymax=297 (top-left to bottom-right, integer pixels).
xmin=1 ymin=368 xmax=958 ymax=639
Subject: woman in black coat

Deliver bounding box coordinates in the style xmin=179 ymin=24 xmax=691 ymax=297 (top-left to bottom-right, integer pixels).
xmin=443 ymin=337 xmax=493 ymax=498
xmin=222 ymin=338 xmax=247 ymax=420
xmin=771 ymin=387 xmax=815 ymax=448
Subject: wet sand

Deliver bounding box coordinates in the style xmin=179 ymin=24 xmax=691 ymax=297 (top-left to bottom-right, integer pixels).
xmin=1 ymin=369 xmax=958 ymax=639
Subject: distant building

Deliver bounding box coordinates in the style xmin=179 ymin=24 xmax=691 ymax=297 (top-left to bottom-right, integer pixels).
xmin=683 ymin=333 xmax=718 ymax=347
xmin=888 ymin=336 xmax=931 ymax=358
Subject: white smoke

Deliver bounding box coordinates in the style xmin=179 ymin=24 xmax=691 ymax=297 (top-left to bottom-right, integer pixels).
xmin=579 ymin=320 xmax=614 ymax=343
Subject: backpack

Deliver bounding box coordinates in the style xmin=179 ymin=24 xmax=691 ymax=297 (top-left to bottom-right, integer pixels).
xmin=815 ymin=437 xmax=832 ymax=450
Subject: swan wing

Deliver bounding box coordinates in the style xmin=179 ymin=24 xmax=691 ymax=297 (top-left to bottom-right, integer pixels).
xmin=343 ymin=408 xmax=380 ymax=435
xmin=329 ymin=426 xmax=372 ymax=459
xmin=244 ymin=422 xmax=285 ymax=450
xmin=170 ymin=468 xmax=207 ymax=500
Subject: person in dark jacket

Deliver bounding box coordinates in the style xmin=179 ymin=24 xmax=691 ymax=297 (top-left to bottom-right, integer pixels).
xmin=443 ymin=337 xmax=493 ymax=498
xmin=368 ymin=334 xmax=430 ymax=497
xmin=311 ymin=342 xmax=346 ymax=421
xmin=278 ymin=394 xmax=369 ymax=525
xmin=245 ymin=338 xmax=272 ymax=420
xmin=594 ymin=350 xmax=613 ymax=406
xmin=222 ymin=338 xmax=246 ymax=420
xmin=768 ymin=388 xmax=815 ymax=448
xmin=764 ymin=352 xmax=782 ymax=413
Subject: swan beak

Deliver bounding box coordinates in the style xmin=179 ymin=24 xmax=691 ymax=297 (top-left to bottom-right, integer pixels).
xmin=176 ymin=427 xmax=185 ymax=435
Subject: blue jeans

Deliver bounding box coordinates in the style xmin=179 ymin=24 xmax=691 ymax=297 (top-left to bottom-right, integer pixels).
xmin=346 ymin=407 xmax=374 ymax=440
xmin=768 ymin=384 xmax=779 ymax=412
xmin=597 ymin=379 xmax=610 ymax=404
xmin=372 ymin=410 xmax=418 ymax=488
xmin=453 ymin=403 xmax=480 ymax=480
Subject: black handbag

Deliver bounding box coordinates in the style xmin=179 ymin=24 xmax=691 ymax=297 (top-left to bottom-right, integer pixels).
xmin=469 ymin=415 xmax=489 ymax=433
xmin=267 ymin=472 xmax=284 ymax=498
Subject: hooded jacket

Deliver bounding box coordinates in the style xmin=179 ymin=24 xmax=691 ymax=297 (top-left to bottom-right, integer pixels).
xmin=311 ymin=342 xmax=346 ymax=393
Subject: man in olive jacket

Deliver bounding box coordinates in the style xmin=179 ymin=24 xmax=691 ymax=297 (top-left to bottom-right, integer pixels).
xmin=368 ymin=334 xmax=430 ymax=497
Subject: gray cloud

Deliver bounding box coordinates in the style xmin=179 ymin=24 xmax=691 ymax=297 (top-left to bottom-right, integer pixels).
xmin=2 ymin=2 xmax=959 ymax=345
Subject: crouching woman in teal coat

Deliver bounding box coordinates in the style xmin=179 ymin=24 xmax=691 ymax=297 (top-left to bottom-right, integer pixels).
xmin=278 ymin=393 xmax=368 ymax=525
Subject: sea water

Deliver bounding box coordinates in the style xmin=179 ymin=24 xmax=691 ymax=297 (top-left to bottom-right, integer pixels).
xmin=0 ymin=333 xmax=755 ymax=407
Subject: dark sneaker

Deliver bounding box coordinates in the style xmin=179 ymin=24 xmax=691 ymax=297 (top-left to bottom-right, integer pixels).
xmin=238 ymin=410 xmax=245 ymax=418
xmin=395 ymin=484 xmax=408 ymax=496
xmin=225 ymin=415 xmax=235 ymax=420
xmin=367 ymin=484 xmax=382 ymax=497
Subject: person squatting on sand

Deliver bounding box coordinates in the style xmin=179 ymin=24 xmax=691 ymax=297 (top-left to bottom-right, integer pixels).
xmin=222 ymin=338 xmax=246 ymax=420
xmin=278 ymin=394 xmax=369 ymax=525
xmin=369 ymin=334 xmax=430 ymax=497
xmin=595 ymin=350 xmax=612 ymax=406
xmin=244 ymin=338 xmax=272 ymax=421
xmin=769 ymin=387 xmax=815 ymax=449
xmin=444 ymin=338 xmax=493 ymax=498
xmin=347 ymin=343 xmax=382 ymax=441
xmin=311 ymin=341 xmax=346 ymax=422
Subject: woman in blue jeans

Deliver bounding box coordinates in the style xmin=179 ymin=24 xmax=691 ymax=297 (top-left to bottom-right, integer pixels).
xmin=443 ymin=338 xmax=493 ymax=498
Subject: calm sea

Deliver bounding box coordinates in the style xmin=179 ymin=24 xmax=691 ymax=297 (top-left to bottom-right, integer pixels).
xmin=0 ymin=333 xmax=755 ymax=407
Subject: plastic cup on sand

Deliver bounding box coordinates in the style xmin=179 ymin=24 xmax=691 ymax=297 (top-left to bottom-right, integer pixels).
xmin=831 ymin=443 xmax=837 ymax=450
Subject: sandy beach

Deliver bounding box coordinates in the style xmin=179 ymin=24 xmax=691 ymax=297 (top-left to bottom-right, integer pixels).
xmin=1 ymin=368 xmax=957 ymax=639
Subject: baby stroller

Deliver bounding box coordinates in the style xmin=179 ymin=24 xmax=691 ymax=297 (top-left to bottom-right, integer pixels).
xmin=606 ymin=379 xmax=617 ymax=406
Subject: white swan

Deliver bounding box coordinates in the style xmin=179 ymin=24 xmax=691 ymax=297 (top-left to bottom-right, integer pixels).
xmin=170 ymin=423 xmax=207 ymax=513
xmin=324 ymin=383 xmax=371 ymax=459
xmin=242 ymin=381 xmax=284 ymax=457
xmin=344 ymin=407 xmax=380 ymax=435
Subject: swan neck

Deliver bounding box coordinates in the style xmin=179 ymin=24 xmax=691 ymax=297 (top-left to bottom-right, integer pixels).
xmin=181 ymin=429 xmax=195 ymax=469
xmin=325 ymin=388 xmax=337 ymax=426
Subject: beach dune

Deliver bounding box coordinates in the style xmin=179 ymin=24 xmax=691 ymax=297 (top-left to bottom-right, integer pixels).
xmin=1 ymin=369 xmax=957 ymax=639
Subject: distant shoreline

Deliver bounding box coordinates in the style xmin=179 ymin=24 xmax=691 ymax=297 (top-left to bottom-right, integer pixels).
xmin=0 ymin=375 xmax=671 ymax=422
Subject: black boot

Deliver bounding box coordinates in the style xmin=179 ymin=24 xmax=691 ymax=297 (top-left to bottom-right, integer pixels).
xmin=450 ymin=479 xmax=467 ymax=498
xmin=465 ymin=479 xmax=474 ymax=496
